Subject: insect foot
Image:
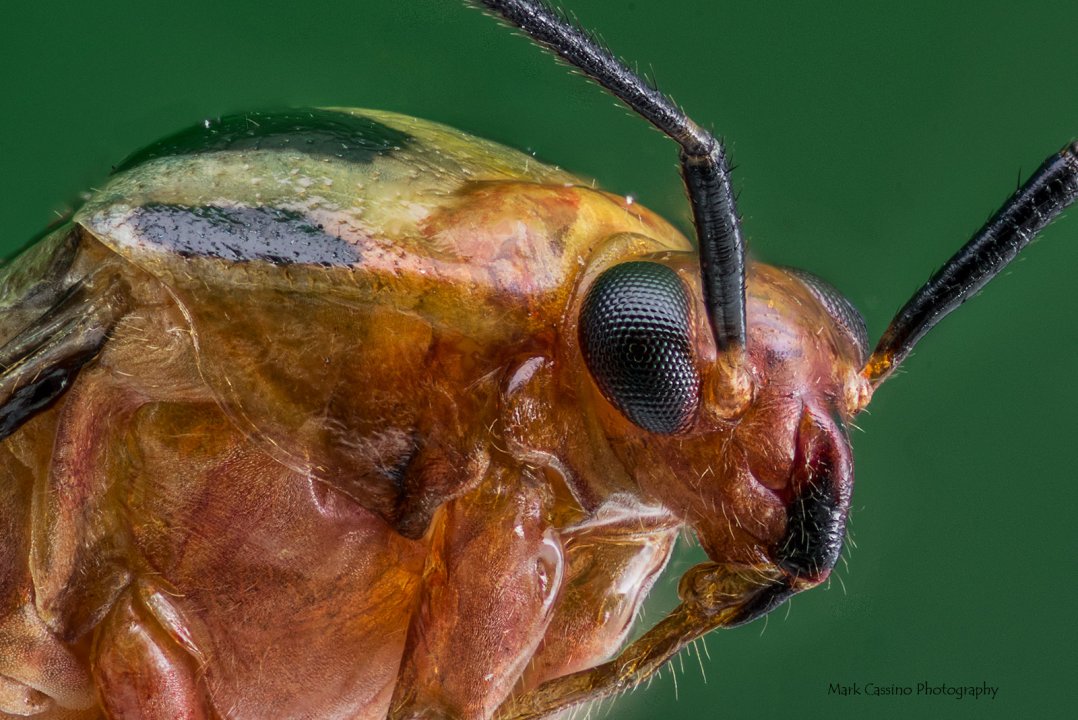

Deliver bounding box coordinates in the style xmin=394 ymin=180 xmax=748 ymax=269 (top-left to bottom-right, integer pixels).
xmin=677 ymin=562 xmax=786 ymax=618
xmin=494 ymin=564 xmax=786 ymax=720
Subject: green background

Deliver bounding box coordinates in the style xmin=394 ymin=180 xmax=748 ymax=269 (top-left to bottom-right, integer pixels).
xmin=2 ymin=1 xmax=1075 ymax=718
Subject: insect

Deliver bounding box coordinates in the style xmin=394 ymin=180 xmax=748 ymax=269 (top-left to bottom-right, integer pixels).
xmin=0 ymin=1 xmax=1073 ymax=719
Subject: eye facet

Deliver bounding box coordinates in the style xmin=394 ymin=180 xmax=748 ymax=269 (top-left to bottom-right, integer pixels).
xmin=579 ymin=262 xmax=700 ymax=434
xmin=783 ymin=268 xmax=869 ymax=363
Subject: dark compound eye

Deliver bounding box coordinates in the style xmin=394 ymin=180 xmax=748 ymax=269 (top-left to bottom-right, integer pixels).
xmin=783 ymin=267 xmax=869 ymax=364
xmin=579 ymin=262 xmax=700 ymax=434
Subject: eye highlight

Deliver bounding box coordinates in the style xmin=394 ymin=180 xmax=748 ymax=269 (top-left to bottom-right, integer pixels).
xmin=783 ymin=268 xmax=869 ymax=363
xmin=579 ymin=262 xmax=700 ymax=434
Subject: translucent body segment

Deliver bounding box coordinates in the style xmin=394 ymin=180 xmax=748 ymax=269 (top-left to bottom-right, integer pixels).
xmin=123 ymin=402 xmax=427 ymax=719
xmin=390 ymin=466 xmax=563 ymax=719
xmin=92 ymin=588 xmax=215 ymax=720
xmin=517 ymin=514 xmax=679 ymax=690
xmin=0 ymin=412 xmax=96 ymax=717
xmin=30 ymin=367 xmax=137 ymax=640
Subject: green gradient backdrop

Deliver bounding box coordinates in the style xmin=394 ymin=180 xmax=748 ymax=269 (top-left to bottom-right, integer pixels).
xmin=2 ymin=1 xmax=1076 ymax=718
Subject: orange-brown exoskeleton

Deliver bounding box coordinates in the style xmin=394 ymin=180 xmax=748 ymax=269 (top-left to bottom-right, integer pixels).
xmin=1 ymin=1 xmax=1076 ymax=718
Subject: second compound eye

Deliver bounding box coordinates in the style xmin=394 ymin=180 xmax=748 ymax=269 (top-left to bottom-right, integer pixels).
xmin=579 ymin=262 xmax=700 ymax=434
xmin=782 ymin=267 xmax=869 ymax=364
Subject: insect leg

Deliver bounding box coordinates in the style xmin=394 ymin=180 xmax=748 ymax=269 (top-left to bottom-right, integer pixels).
xmin=93 ymin=580 xmax=216 ymax=720
xmin=473 ymin=0 xmax=747 ymax=353
xmin=495 ymin=563 xmax=787 ymax=720
xmin=389 ymin=463 xmax=563 ymax=720
xmin=0 ymin=438 xmax=96 ymax=715
xmin=517 ymin=520 xmax=679 ymax=690
xmin=29 ymin=364 xmax=145 ymax=640
xmin=863 ymin=143 xmax=1078 ymax=384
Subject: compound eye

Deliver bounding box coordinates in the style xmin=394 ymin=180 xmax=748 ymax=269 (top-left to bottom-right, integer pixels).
xmin=579 ymin=262 xmax=700 ymax=434
xmin=783 ymin=267 xmax=869 ymax=364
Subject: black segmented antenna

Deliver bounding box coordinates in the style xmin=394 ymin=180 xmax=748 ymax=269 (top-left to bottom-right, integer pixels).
xmin=472 ymin=0 xmax=747 ymax=353
xmin=864 ymin=142 xmax=1078 ymax=383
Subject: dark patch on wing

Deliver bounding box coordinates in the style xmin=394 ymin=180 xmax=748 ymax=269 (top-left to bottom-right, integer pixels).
xmin=116 ymin=109 xmax=412 ymax=173
xmin=128 ymin=203 xmax=361 ymax=267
